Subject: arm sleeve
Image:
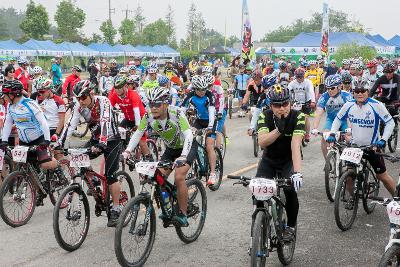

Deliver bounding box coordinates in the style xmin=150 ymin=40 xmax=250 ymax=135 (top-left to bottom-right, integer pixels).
xmin=58 ymin=104 xmax=81 ymax=147
xmin=99 ymin=98 xmax=112 ymax=145
xmin=208 ymin=106 xmax=215 ymax=128
xmin=35 ymin=111 xmax=51 ymax=141
xmin=217 ymin=86 xmax=224 ymax=114
xmin=257 ymin=112 xmax=269 ymax=134
xmin=181 ymin=128 xmax=194 ymax=157
xmin=133 ymin=107 xmax=141 ymax=126
xmin=126 ymin=114 xmax=147 ymax=151
xmin=250 ymin=108 xmax=262 ymax=130
xmin=382 ymin=118 xmax=395 ymax=141
xmin=317 ymin=94 xmax=327 ymax=109
xmin=2 ymin=109 xmax=13 ymax=141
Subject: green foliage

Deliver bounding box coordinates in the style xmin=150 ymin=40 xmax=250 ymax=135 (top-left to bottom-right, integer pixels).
xmin=0 ymin=8 xmax=25 ymax=40
xmin=165 ymin=5 xmax=177 ymax=48
xmin=55 ymin=0 xmax=85 ymax=42
xmin=179 ymin=49 xmax=198 ymax=61
xmin=226 ymin=35 xmax=240 ymax=47
xmin=119 ymin=19 xmax=136 ymax=45
xmin=185 ymin=2 xmax=197 ymax=51
xmin=262 ymin=9 xmax=367 ymax=42
xmin=20 ymin=1 xmax=50 ymax=39
xmin=100 ymin=20 xmax=117 ymax=45
xmin=141 ymin=19 xmax=170 ymax=46
xmin=333 ymin=43 xmax=377 ymax=65
xmin=132 ymin=4 xmax=146 ymax=45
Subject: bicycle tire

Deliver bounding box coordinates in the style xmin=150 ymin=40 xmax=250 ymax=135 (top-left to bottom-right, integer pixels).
xmin=72 ymin=118 xmax=89 ymax=138
xmin=325 ymin=151 xmax=338 ymax=203
xmin=334 ymin=170 xmax=358 ymax=231
xmin=146 ymin=139 xmax=159 ymax=161
xmin=378 ymin=244 xmax=400 ymax=267
xmin=176 ymin=179 xmax=207 ymax=243
xmin=362 ymin=165 xmax=379 ymax=214
xmin=253 ymin=133 xmax=259 ymax=158
xmin=218 ymin=132 xmax=227 ymax=160
xmin=49 ymin=160 xmax=73 ymax=206
xmin=228 ymin=96 xmax=233 ymax=119
xmin=1 ymin=155 xmax=13 ymax=183
xmin=221 ymin=80 xmax=230 ymax=91
xmin=114 ymin=196 xmax=156 ymax=267
xmin=208 ymin=148 xmax=223 ymax=191
xmin=250 ymin=211 xmax=268 ymax=267
xmin=105 ymin=171 xmax=135 ymax=219
xmin=388 ymin=126 xmax=398 ymax=153
xmin=277 ymin=202 xmax=296 ymax=265
xmin=53 ymin=184 xmax=90 ymax=251
xmin=0 ymin=171 xmax=36 ymax=227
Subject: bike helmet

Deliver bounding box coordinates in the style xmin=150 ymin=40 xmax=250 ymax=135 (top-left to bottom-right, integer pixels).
xmin=147 ymin=67 xmax=158 ymax=74
xmin=279 ymin=61 xmax=287 ymax=69
xmin=32 ymin=66 xmax=43 ymax=75
xmin=72 ymin=65 xmax=82 ymax=72
xmin=36 ymin=78 xmax=53 ymax=90
xmin=202 ymin=66 xmax=213 ymax=74
xmin=341 ymin=71 xmax=353 ymax=84
xmin=128 ymin=65 xmax=137 ymax=71
xmin=158 ymin=76 xmax=170 ymax=87
xmin=330 ymin=59 xmax=337 ymax=64
xmin=146 ymin=86 xmax=170 ymax=102
xmin=294 ymin=68 xmax=305 ymax=78
xmin=17 ymin=57 xmax=28 ymax=65
xmin=119 ymin=67 xmax=129 ymax=76
xmin=353 ymin=77 xmax=370 ymax=90
xmin=203 ymin=73 xmax=215 ymax=86
xmin=191 ymin=75 xmax=208 ymax=90
xmin=109 ymin=58 xmax=117 ymax=64
xmin=325 ymin=74 xmax=342 ymax=88
xmin=268 ymin=84 xmax=290 ymax=104
xmin=366 ymin=59 xmax=378 ymax=68
xmin=342 ymin=59 xmax=350 ymax=65
xmin=127 ymin=75 xmax=140 ymax=85
xmin=300 ymin=60 xmax=309 ymax=68
xmin=350 ymin=63 xmax=358 ymax=70
xmin=114 ymin=75 xmax=128 ymax=89
xmin=73 ymin=80 xmax=92 ymax=97
xmin=148 ymin=62 xmax=158 ymax=69
xmin=2 ymin=80 xmax=24 ymax=96
xmin=261 ymin=74 xmax=277 ymax=88
xmin=383 ymin=61 xmax=396 ymax=73
xmin=0 ymin=74 xmax=4 ymax=83
xmin=309 ymin=60 xmax=317 ymax=65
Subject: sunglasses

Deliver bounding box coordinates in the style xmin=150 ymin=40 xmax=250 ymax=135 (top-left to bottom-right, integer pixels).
xmin=327 ymin=87 xmax=337 ymax=91
xmin=149 ymin=101 xmax=164 ymax=108
xmin=38 ymin=90 xmax=47 ymax=94
xmin=271 ymin=101 xmax=290 ymax=108
xmin=77 ymin=95 xmax=89 ymax=101
xmin=353 ymin=89 xmax=368 ymax=94
xmin=194 ymin=88 xmax=206 ymax=92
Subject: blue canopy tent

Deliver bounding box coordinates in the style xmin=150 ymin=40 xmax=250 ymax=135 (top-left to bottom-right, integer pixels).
xmin=59 ymin=42 xmax=97 ymax=57
xmin=134 ymin=45 xmax=158 ymax=57
xmin=0 ymin=40 xmax=36 ymax=57
xmin=113 ymin=44 xmax=141 ymax=57
xmin=87 ymin=43 xmax=124 ymax=57
xmin=23 ymin=39 xmax=71 ymax=56
xmin=255 ymin=47 xmax=272 ymax=56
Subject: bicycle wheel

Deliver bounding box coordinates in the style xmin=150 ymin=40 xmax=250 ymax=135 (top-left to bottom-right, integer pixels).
xmin=253 ymin=133 xmax=259 ymax=158
xmin=334 ymin=170 xmax=358 ymax=231
xmin=176 ymin=179 xmax=207 ymax=243
xmin=362 ymin=165 xmax=379 ymax=214
xmin=378 ymin=244 xmax=400 ymax=267
xmin=114 ymin=196 xmax=156 ymax=267
xmin=208 ymin=148 xmax=223 ymax=191
xmin=146 ymin=139 xmax=159 ymax=161
xmin=325 ymin=151 xmax=339 ymax=202
xmin=218 ymin=132 xmax=227 ymax=160
xmin=228 ymin=96 xmax=233 ymax=119
xmin=72 ymin=118 xmax=89 ymax=138
xmin=49 ymin=161 xmax=73 ymax=206
xmin=0 ymin=155 xmax=13 ymax=183
xmin=53 ymin=184 xmax=90 ymax=251
xmin=277 ymin=202 xmax=296 ymax=265
xmin=250 ymin=211 xmax=268 ymax=267
xmin=388 ymin=126 xmax=398 ymax=153
xmin=221 ymin=80 xmax=230 ymax=91
xmin=0 ymin=171 xmax=36 ymax=227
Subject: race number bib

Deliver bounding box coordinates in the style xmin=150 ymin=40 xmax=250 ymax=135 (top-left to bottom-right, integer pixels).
xmin=119 ymin=127 xmax=127 ymax=140
xmin=135 ymin=161 xmax=158 ymax=176
xmin=12 ymin=146 xmax=29 ymax=163
xmin=340 ymin=148 xmax=363 ymax=164
xmin=292 ymin=102 xmax=302 ymax=111
xmin=387 ymin=201 xmax=400 ymax=225
xmin=69 ymin=149 xmax=91 ymax=167
xmin=249 ymin=178 xmax=277 ymax=201
xmin=0 ymin=149 xmax=5 ymax=170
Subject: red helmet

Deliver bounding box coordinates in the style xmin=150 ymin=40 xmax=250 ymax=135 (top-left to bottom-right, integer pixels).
xmin=366 ymin=59 xmax=378 ymax=68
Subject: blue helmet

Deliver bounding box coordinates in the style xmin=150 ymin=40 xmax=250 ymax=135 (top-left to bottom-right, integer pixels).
xmin=158 ymin=76 xmax=170 ymax=86
xmin=261 ymin=74 xmax=277 ymax=88
xmin=300 ymin=60 xmax=309 ymax=68
xmin=325 ymin=74 xmax=342 ymax=88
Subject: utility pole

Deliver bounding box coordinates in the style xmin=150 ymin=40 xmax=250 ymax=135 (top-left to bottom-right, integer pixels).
xmin=108 ymin=0 xmax=115 ymax=22
xmin=122 ymin=5 xmax=133 ymax=20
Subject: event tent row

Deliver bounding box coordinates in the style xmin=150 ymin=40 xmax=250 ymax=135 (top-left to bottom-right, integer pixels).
xmin=0 ymin=39 xmax=180 ymax=58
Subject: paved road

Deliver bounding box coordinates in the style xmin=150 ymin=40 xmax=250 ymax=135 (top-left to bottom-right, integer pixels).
xmin=0 ymin=115 xmax=397 ymax=266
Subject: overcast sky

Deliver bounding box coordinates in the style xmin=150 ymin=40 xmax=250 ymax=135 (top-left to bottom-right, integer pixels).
xmin=3 ymin=0 xmax=399 ymax=41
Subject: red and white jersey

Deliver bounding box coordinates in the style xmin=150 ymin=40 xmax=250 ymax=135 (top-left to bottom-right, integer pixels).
xmin=37 ymin=94 xmax=66 ymax=129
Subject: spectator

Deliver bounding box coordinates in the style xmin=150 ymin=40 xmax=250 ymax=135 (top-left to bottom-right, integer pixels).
xmin=4 ymin=65 xmax=15 ymax=81
xmin=52 ymin=55 xmax=63 ymax=87
xmin=80 ymin=58 xmax=86 ymax=72
xmin=325 ymin=59 xmax=339 ymax=76
xmin=14 ymin=57 xmax=30 ymax=91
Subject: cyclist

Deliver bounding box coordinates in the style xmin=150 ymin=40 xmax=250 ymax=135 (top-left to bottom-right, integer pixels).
xmin=52 ymin=55 xmax=63 ymax=89
xmin=158 ymin=76 xmax=179 ymax=106
xmin=176 ymin=61 xmax=188 ymax=83
xmin=273 ymin=61 xmax=291 ymax=88
xmin=305 ymin=60 xmax=322 ymax=100
xmin=30 ymin=66 xmax=43 ymax=99
xmin=163 ymin=59 xmax=179 ymax=79
xmin=98 ymin=66 xmax=114 ymax=96
xmin=14 ymin=57 xmax=30 ymax=93
xmin=87 ymin=57 xmax=99 ymax=87
xmin=109 ymin=59 xmax=119 ymax=77
xmin=363 ymin=59 xmax=381 ymax=84
xmin=109 ymin=75 xmax=150 ymax=159
xmin=181 ymin=75 xmax=218 ymax=186
xmin=288 ymin=68 xmax=315 ymax=143
xmin=242 ymin=71 xmax=263 ymax=110
xmin=142 ymin=66 xmax=160 ymax=90
xmin=325 ymin=60 xmax=339 ymax=76
xmin=256 ymin=84 xmax=304 ymax=240
xmin=128 ymin=65 xmax=137 ymax=76
xmin=58 ymin=80 xmax=123 ymax=227
xmin=311 ymin=74 xmax=352 ymax=159
xmin=339 ymin=59 xmax=350 ymax=74
xmin=327 ymin=78 xmax=396 ymax=196
xmin=123 ymin=87 xmax=196 ymax=227
xmin=62 ymin=65 xmax=81 ymax=100
xmin=133 ymin=57 xmax=145 ymax=78
xmin=341 ymin=71 xmax=353 ymax=92
xmin=235 ymin=65 xmax=250 ymax=118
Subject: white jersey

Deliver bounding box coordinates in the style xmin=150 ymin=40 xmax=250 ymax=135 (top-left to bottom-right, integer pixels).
xmin=288 ymin=79 xmax=315 ymax=104
xmin=332 ymin=98 xmax=394 ymax=146
xmin=362 ymin=71 xmax=380 ymax=84
xmin=37 ymin=94 xmax=66 ymax=129
xmin=99 ymin=76 xmax=114 ymax=95
xmin=31 ymin=76 xmax=43 ymax=94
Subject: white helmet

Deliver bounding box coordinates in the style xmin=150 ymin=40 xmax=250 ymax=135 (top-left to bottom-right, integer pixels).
xmin=202 ymin=66 xmax=213 ymax=74
xmin=191 ymin=75 xmax=208 ymax=90
xmin=203 ymin=73 xmax=215 ymax=86
xmin=146 ymin=86 xmax=170 ymax=102
xmin=147 ymin=67 xmax=158 ymax=74
xmin=32 ymin=66 xmax=43 ymax=75
xmin=109 ymin=58 xmax=117 ymax=64
xmin=0 ymin=74 xmax=4 ymax=83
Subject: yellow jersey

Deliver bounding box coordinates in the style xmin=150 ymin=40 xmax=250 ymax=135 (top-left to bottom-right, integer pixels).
xmin=305 ymin=69 xmax=323 ymax=88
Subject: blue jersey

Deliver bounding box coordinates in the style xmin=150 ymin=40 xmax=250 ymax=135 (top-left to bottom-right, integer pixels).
xmin=256 ymin=93 xmax=270 ymax=109
xmin=235 ymin=74 xmax=250 ymax=91
xmin=181 ymin=90 xmax=215 ymax=120
xmin=52 ymin=63 xmax=62 ymax=85
xmin=317 ymin=91 xmax=352 ymax=121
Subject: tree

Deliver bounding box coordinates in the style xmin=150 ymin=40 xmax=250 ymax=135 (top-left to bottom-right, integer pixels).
xmin=132 ymin=4 xmax=146 ymax=45
xmin=142 ymin=19 xmax=170 ymax=46
xmin=19 ymin=1 xmax=50 ymax=39
xmin=334 ymin=43 xmax=376 ymax=64
xmin=165 ymin=5 xmax=177 ymax=47
xmin=55 ymin=0 xmax=86 ymax=41
xmin=226 ymin=35 xmax=240 ymax=47
xmin=194 ymin=12 xmax=206 ymax=51
xmin=100 ymin=20 xmax=117 ymax=44
xmin=262 ymin=9 xmax=367 ymax=42
xmin=186 ymin=3 xmax=197 ymax=51
xmin=0 ymin=8 xmax=25 ymax=40
xmin=119 ymin=19 xmax=135 ymax=45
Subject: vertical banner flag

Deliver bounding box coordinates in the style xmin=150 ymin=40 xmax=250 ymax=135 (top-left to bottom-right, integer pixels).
xmin=320 ymin=1 xmax=329 ymax=58
xmin=241 ymin=0 xmax=255 ymax=62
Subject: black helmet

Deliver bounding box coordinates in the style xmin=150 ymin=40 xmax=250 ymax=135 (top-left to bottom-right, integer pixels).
xmin=73 ymin=80 xmax=92 ymax=98
xmin=383 ymin=61 xmax=396 ymax=73
xmin=353 ymin=77 xmax=370 ymax=91
xmin=268 ymin=84 xmax=290 ymax=104
xmin=2 ymin=80 xmax=24 ymax=96
xmin=72 ymin=65 xmax=82 ymax=72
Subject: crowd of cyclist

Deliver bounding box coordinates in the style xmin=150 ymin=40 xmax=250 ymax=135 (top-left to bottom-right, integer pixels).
xmin=0 ymin=52 xmax=400 ymax=241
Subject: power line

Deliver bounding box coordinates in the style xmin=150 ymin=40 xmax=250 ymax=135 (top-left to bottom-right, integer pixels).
xmin=122 ymin=5 xmax=133 ymax=20
xmin=108 ymin=0 xmax=115 ymax=22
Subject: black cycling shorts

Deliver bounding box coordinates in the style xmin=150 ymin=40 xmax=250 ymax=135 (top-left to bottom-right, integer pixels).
xmin=20 ymin=135 xmax=52 ymax=164
xmin=363 ymin=150 xmax=386 ymax=174
xmin=160 ymin=141 xmax=198 ymax=166
xmin=119 ymin=118 xmax=136 ymax=129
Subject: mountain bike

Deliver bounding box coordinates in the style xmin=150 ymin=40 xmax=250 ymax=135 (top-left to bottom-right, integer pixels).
xmin=228 ymin=174 xmax=296 ymax=266
xmin=0 ymin=145 xmax=71 ymax=227
xmin=65 ymin=101 xmax=90 ymax=138
xmin=53 ymin=148 xmax=135 ymax=251
xmin=388 ymin=113 xmax=399 ymax=153
xmin=334 ymin=144 xmax=380 ymax=231
xmin=187 ymin=128 xmax=223 ymax=191
xmin=114 ymin=160 xmax=207 ymax=267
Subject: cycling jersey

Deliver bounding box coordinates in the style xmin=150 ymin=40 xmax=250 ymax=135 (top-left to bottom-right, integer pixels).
xmin=288 ymin=79 xmax=315 ymax=104
xmin=181 ymin=90 xmax=216 ymax=127
xmin=234 ymin=73 xmax=250 ymax=91
xmin=305 ymin=69 xmax=322 ymax=88
xmin=127 ymin=106 xmax=193 ymax=155
xmin=14 ymin=67 xmax=29 ymax=90
xmin=317 ymin=90 xmax=353 ymax=121
xmin=210 ymin=85 xmax=224 ymax=114
xmin=37 ymin=94 xmax=66 ymax=129
xmin=164 ymin=67 xmax=178 ymax=79
xmin=246 ymin=81 xmax=263 ymax=106
xmin=273 ymin=69 xmax=291 ymax=87
xmin=59 ymin=96 xmax=119 ymax=147
xmin=62 ymin=74 xmax=81 ymax=97
xmin=99 ymin=76 xmax=114 ymax=95
xmin=332 ymin=98 xmax=395 ymax=145
xmin=2 ymin=97 xmax=50 ymax=143
xmin=135 ymin=64 xmax=145 ymax=77
xmin=109 ymin=88 xmax=145 ymax=125
xmin=362 ymin=71 xmax=381 ymax=84
xmin=51 ymin=63 xmax=62 ymax=85
xmin=370 ymin=73 xmax=400 ymax=103
xmin=142 ymin=80 xmax=159 ymax=90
